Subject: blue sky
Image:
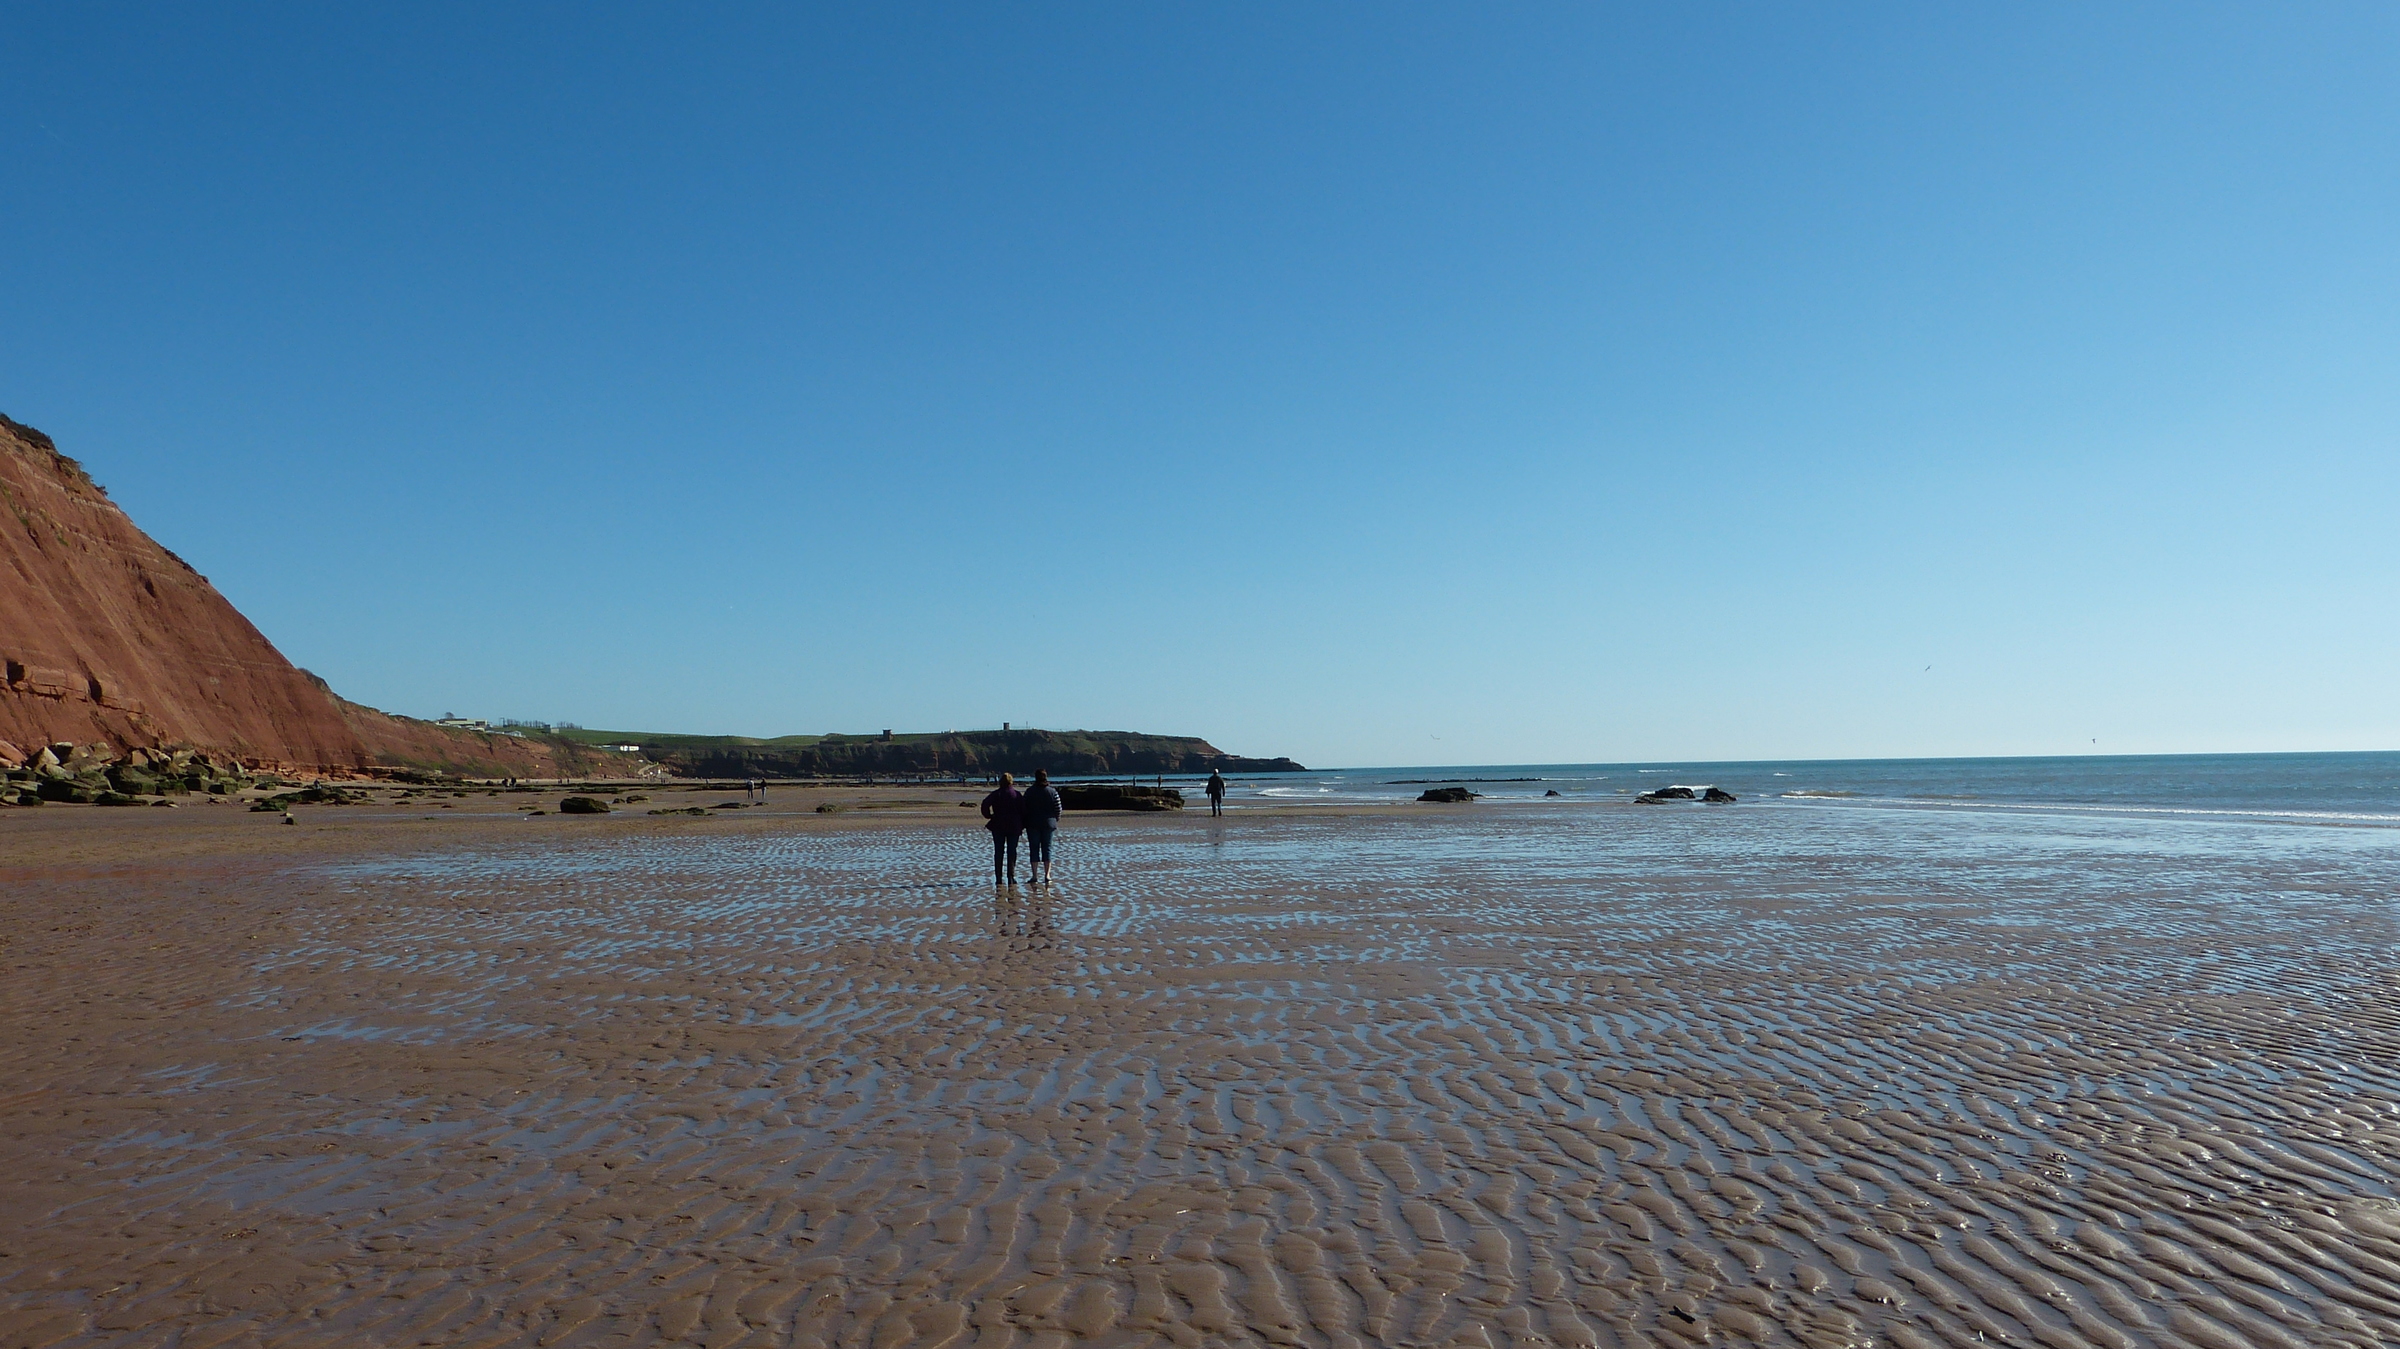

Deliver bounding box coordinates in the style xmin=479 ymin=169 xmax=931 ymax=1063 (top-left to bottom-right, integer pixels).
xmin=5 ymin=3 xmax=2395 ymax=766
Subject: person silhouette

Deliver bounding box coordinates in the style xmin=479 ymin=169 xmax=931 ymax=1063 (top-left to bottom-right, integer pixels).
xmin=1206 ymin=769 xmax=1227 ymax=817
xmin=1023 ymin=769 xmax=1063 ymax=885
xmin=980 ymin=772 xmax=1025 ymax=885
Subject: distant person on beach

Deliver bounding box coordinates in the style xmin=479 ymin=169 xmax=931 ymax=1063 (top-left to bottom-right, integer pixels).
xmin=1023 ymin=769 xmax=1063 ymax=885
xmin=981 ymin=772 xmax=1025 ymax=885
xmin=1206 ymin=769 xmax=1226 ymax=816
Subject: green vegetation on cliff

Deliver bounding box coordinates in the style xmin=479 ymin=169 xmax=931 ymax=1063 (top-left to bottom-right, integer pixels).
xmin=539 ymin=727 xmax=1302 ymax=779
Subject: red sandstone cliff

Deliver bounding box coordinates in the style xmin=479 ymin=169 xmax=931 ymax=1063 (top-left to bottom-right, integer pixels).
xmin=0 ymin=414 xmax=614 ymax=776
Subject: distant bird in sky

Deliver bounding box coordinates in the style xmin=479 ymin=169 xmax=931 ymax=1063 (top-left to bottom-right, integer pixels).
xmin=1923 ymin=665 xmax=1932 ymax=672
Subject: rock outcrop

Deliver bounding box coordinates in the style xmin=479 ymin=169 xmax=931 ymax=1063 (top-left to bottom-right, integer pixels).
xmin=1418 ymin=787 xmax=1477 ymax=803
xmin=1634 ymin=785 xmax=1737 ymax=804
xmin=0 ymin=414 xmax=638 ymax=778
xmin=1059 ymin=784 xmax=1184 ymax=812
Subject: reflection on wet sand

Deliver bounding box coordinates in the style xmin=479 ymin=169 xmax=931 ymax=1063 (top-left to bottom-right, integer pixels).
xmin=991 ymin=886 xmax=1058 ymax=946
xmin=5 ymin=804 xmax=2400 ymax=1347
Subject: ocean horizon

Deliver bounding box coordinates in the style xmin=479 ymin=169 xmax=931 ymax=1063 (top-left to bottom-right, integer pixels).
xmin=1191 ymin=748 xmax=2400 ymax=823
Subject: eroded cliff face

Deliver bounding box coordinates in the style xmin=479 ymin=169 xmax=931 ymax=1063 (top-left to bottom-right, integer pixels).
xmin=0 ymin=414 xmax=613 ymax=777
xmin=0 ymin=414 xmax=374 ymax=767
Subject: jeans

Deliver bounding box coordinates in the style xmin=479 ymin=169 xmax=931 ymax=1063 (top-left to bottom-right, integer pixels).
xmin=991 ymin=829 xmax=1020 ymax=879
xmin=1025 ymin=825 xmax=1055 ymax=872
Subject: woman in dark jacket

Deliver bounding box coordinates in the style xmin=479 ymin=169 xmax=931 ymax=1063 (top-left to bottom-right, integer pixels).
xmin=1022 ymin=769 xmax=1064 ymax=885
xmin=980 ymin=773 xmax=1024 ymax=885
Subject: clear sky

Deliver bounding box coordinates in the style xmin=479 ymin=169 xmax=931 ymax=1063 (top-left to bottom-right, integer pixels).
xmin=5 ymin=4 xmax=2395 ymax=767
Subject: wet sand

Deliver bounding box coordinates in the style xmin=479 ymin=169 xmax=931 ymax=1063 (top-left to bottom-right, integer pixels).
xmin=6 ymin=791 xmax=2400 ymax=1348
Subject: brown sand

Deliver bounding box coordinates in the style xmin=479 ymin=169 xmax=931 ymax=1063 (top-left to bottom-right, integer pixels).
xmin=6 ymin=791 xmax=2400 ymax=1348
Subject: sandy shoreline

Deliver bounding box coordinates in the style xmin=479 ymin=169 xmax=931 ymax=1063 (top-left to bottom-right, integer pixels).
xmin=7 ymin=794 xmax=2400 ymax=1348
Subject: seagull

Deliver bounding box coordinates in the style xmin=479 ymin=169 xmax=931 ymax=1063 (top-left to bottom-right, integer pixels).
xmin=1923 ymin=665 xmax=1932 ymax=672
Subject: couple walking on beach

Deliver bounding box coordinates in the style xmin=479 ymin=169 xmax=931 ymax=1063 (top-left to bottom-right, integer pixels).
xmin=981 ymin=770 xmax=1062 ymax=885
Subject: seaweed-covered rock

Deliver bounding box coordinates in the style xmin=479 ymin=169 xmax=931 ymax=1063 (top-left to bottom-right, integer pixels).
xmin=1635 ymin=786 xmax=1699 ymax=803
xmin=1417 ymin=787 xmax=1476 ymax=803
xmin=1703 ymin=787 xmax=1737 ymax=803
xmin=260 ymin=785 xmax=368 ymax=808
xmin=1060 ymin=784 xmax=1183 ymax=812
xmin=63 ymin=744 xmax=115 ymax=774
xmin=37 ymin=778 xmax=98 ymax=803
xmin=558 ymin=795 xmax=610 ymax=814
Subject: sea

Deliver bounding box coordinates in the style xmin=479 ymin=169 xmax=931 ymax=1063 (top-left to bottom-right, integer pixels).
xmin=1194 ymin=750 xmax=2400 ymax=826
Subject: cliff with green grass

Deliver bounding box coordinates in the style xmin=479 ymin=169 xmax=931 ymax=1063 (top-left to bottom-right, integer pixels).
xmin=542 ymin=727 xmax=1302 ymax=779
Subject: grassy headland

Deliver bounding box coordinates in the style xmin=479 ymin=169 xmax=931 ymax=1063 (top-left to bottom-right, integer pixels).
xmin=533 ymin=727 xmax=1303 ymax=779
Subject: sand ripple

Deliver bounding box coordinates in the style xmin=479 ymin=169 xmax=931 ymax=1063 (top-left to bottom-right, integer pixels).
xmin=6 ymin=806 xmax=2400 ymax=1347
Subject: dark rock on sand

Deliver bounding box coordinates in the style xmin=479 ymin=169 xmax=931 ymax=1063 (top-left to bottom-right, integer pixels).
xmin=1703 ymin=787 xmax=1737 ymax=803
xmin=558 ymin=796 xmax=611 ymax=814
xmin=1635 ymin=786 xmax=1698 ymax=804
xmin=261 ymin=785 xmax=368 ymax=809
xmin=1545 ymin=789 xmax=1562 ymax=797
xmin=1060 ymin=784 xmax=1184 ymax=812
xmin=1418 ymin=787 xmax=1477 ymax=803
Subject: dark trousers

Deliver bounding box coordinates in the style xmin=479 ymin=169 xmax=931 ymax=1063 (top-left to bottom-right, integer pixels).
xmin=992 ymin=829 xmax=1021 ymax=880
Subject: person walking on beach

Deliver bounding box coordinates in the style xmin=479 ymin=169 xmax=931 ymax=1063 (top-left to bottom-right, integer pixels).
xmin=1206 ymin=769 xmax=1226 ymax=817
xmin=981 ymin=772 xmax=1025 ymax=885
xmin=1023 ymin=769 xmax=1063 ymax=885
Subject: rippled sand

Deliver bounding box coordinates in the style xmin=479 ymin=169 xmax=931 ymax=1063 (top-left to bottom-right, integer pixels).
xmin=7 ymin=796 xmax=2400 ymax=1348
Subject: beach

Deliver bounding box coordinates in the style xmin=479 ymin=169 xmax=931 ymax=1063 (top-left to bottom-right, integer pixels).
xmin=7 ymin=787 xmax=2400 ymax=1348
